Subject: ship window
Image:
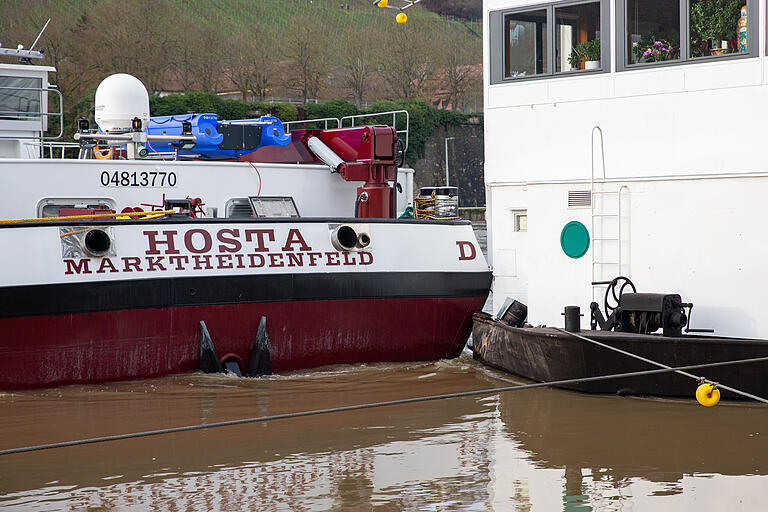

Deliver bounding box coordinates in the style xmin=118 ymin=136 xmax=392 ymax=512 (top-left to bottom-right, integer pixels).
xmin=619 ymin=0 xmax=753 ymax=69
xmin=0 ymin=76 xmax=42 ymax=121
xmin=504 ymin=9 xmax=549 ymax=78
xmin=490 ymin=1 xmax=609 ymax=84
xmin=555 ymin=2 xmax=602 ymax=72
xmin=37 ymin=198 xmax=115 ymax=218
xmin=225 ymin=198 xmax=254 ymax=218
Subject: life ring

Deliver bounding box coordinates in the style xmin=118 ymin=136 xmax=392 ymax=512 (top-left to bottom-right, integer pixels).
xmin=93 ymin=146 xmax=114 ymax=160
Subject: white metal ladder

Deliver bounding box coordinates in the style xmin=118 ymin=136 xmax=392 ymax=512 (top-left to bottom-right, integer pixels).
xmin=590 ymin=126 xmax=630 ymax=303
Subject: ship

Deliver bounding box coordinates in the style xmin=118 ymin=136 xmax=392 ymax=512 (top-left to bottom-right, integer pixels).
xmin=476 ymin=0 xmax=768 ymax=400
xmin=0 ymin=55 xmax=491 ymax=390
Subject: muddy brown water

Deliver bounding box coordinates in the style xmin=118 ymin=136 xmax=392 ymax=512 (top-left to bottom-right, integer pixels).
xmin=2 ymin=224 xmax=767 ymax=510
xmin=0 ymin=356 xmax=766 ymax=512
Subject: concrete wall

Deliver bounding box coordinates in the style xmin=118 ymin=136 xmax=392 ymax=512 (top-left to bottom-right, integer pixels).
xmin=412 ymin=122 xmax=485 ymax=208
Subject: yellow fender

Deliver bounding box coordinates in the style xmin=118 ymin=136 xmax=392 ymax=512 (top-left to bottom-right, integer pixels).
xmin=696 ymin=382 xmax=721 ymax=407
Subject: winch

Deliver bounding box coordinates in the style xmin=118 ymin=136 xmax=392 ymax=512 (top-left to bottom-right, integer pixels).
xmin=590 ymin=276 xmax=696 ymax=337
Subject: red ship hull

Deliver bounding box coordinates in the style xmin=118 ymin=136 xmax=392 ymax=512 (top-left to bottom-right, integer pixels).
xmin=0 ymin=272 xmax=490 ymax=389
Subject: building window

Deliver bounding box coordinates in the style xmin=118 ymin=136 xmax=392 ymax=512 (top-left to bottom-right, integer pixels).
xmin=511 ymin=209 xmax=528 ymax=232
xmin=620 ymin=0 xmax=752 ymax=69
xmin=504 ymin=9 xmax=549 ymax=78
xmin=626 ymin=0 xmax=681 ymax=64
xmin=490 ymin=1 xmax=609 ymax=84
xmin=556 ymin=2 xmax=602 ymax=72
xmin=689 ymin=0 xmax=748 ymax=58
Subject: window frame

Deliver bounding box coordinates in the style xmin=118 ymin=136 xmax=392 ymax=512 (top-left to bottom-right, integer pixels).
xmin=37 ymin=198 xmax=116 ymax=218
xmin=511 ymin=209 xmax=528 ymax=232
xmin=225 ymin=198 xmax=254 ymax=218
xmin=616 ymin=0 xmax=758 ymax=71
xmin=489 ymin=0 xmax=611 ymax=84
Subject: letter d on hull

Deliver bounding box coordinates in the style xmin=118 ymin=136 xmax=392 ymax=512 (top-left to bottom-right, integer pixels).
xmin=456 ymin=241 xmax=477 ymax=261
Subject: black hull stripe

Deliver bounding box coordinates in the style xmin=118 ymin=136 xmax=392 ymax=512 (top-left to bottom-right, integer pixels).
xmin=0 ymin=271 xmax=492 ymax=318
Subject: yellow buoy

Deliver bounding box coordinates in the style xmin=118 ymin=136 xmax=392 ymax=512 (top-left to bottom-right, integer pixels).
xmin=396 ymin=12 xmax=407 ymax=24
xmin=376 ymin=0 xmax=387 ymax=7
xmin=696 ymin=382 xmax=721 ymax=407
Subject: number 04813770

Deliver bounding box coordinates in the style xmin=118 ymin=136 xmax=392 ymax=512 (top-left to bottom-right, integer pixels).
xmin=100 ymin=170 xmax=177 ymax=187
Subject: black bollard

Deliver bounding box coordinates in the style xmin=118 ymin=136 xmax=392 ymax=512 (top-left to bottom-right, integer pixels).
xmin=563 ymin=306 xmax=582 ymax=333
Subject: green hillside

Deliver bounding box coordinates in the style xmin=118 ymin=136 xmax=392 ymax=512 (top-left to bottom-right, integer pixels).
xmin=3 ymin=0 xmax=480 ymax=63
xmin=0 ymin=0 xmax=483 ymax=142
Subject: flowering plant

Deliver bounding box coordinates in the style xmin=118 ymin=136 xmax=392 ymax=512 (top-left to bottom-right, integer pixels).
xmin=635 ymin=40 xmax=678 ymax=62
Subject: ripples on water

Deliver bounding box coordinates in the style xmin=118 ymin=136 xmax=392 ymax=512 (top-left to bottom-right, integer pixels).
xmin=2 ymin=223 xmax=767 ymax=510
xmin=1 ymin=356 xmax=767 ymax=511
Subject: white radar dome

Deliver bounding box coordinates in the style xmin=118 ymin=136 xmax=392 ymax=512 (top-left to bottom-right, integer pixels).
xmin=94 ymin=73 xmax=149 ymax=133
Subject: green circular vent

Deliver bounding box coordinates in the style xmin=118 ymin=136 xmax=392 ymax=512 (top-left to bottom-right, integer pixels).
xmin=560 ymin=221 xmax=590 ymax=259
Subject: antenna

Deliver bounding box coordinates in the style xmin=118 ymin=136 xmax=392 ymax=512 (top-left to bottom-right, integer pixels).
xmin=29 ymin=18 xmax=52 ymax=53
xmin=0 ymin=18 xmax=49 ymax=62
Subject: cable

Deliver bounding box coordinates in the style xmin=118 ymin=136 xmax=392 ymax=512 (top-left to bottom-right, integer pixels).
xmin=146 ymin=139 xmax=166 ymax=162
xmin=246 ymin=161 xmax=262 ymax=196
xmin=2 ymin=355 xmax=767 ymax=457
xmin=553 ymin=327 xmax=768 ymax=404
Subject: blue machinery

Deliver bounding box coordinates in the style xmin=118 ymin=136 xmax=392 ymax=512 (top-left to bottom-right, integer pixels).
xmin=147 ymin=114 xmax=291 ymax=159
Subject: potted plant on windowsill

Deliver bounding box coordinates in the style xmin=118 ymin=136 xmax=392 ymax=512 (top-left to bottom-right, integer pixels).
xmin=690 ymin=0 xmax=740 ymax=56
xmin=634 ymin=38 xmax=678 ymax=62
xmin=568 ymin=38 xmax=601 ymax=71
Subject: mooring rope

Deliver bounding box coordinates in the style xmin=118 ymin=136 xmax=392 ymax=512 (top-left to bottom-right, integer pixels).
xmin=553 ymin=327 xmax=768 ymax=404
xmin=0 ymin=209 xmax=176 ymax=225
xmin=2 ymin=355 xmax=767 ymax=457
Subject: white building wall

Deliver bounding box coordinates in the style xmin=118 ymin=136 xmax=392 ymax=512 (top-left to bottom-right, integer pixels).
xmin=484 ymin=0 xmax=768 ymax=337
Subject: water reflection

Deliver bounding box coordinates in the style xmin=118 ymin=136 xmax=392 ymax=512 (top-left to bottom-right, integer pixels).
xmin=0 ymin=359 xmax=766 ymax=511
xmin=489 ymin=383 xmax=768 ymax=511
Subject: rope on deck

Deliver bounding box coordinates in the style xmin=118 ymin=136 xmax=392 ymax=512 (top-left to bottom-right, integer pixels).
xmin=0 ymin=209 xmax=177 ymax=225
xmin=1 ymin=355 xmax=767 ymax=457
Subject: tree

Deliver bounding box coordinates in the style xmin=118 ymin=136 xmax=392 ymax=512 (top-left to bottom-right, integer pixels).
xmin=379 ymin=21 xmax=436 ymax=100
xmin=224 ymin=27 xmax=280 ymax=102
xmin=168 ymin=12 xmax=203 ymax=94
xmin=251 ymin=47 xmax=278 ymax=102
xmin=286 ymin=17 xmax=327 ymax=104
xmin=435 ymin=30 xmax=479 ymax=110
xmin=195 ymin=26 xmax=225 ymax=94
xmin=77 ymin=0 xmax=177 ymax=93
xmin=339 ymin=29 xmax=378 ymax=107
